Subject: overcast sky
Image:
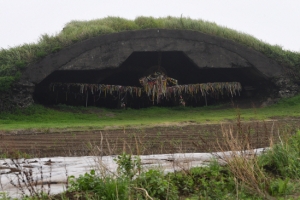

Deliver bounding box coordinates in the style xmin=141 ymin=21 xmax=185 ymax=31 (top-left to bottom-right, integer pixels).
xmin=1 ymin=0 xmax=300 ymax=52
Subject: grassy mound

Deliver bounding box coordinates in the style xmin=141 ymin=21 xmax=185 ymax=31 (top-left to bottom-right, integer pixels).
xmin=1 ymin=16 xmax=300 ymax=92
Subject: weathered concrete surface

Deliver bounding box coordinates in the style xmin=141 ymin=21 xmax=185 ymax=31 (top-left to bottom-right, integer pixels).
xmin=21 ymin=29 xmax=283 ymax=84
xmin=2 ymin=29 xmax=298 ymax=111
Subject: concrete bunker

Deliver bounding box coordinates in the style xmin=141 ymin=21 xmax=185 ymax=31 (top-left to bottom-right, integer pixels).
xmin=33 ymin=51 xmax=276 ymax=108
xmin=21 ymin=29 xmax=283 ymax=109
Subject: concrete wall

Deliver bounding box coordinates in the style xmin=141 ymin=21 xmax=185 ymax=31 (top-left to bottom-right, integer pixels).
xmin=3 ymin=29 xmax=295 ymax=111
xmin=21 ymin=29 xmax=283 ymax=84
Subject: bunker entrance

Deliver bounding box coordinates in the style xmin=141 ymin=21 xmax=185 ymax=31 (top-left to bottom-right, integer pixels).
xmin=34 ymin=51 xmax=275 ymax=109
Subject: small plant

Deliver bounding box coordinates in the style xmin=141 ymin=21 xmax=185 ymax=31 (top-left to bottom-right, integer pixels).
xmin=68 ymin=169 xmax=130 ymax=199
xmin=7 ymin=159 xmax=52 ymax=199
xmin=6 ymin=150 xmax=32 ymax=159
xmin=134 ymin=169 xmax=178 ymax=200
xmin=36 ymin=51 xmax=47 ymax=58
xmin=216 ymin=117 xmax=273 ymax=199
xmin=0 ymin=192 xmax=12 ymax=200
xmin=68 ymin=169 xmax=98 ymax=192
xmin=51 ymin=46 xmax=61 ymax=53
xmin=269 ymin=178 xmax=293 ymax=196
xmin=114 ymin=152 xmax=141 ymax=179
xmin=169 ymin=161 xmax=235 ymax=199
xmin=259 ymin=131 xmax=300 ymax=179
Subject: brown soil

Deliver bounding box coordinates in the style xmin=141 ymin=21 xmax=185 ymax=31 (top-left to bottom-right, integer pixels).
xmin=1 ymin=119 xmax=299 ymax=157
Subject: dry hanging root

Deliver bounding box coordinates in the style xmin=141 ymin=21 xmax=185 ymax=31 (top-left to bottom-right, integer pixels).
xmin=139 ymin=71 xmax=178 ymax=103
xmin=50 ymin=80 xmax=242 ymax=104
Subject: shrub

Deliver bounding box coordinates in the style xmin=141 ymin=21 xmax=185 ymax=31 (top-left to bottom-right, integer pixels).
xmin=134 ymin=16 xmax=164 ymax=29
xmin=0 ymin=76 xmax=16 ymax=92
xmin=169 ymin=162 xmax=235 ymax=199
xmin=259 ymin=131 xmax=300 ymax=179
xmin=134 ymin=169 xmax=178 ymax=200
xmin=68 ymin=169 xmax=130 ymax=199
xmin=0 ymin=192 xmax=12 ymax=200
xmin=269 ymin=178 xmax=293 ymax=196
xmin=114 ymin=152 xmax=141 ymax=180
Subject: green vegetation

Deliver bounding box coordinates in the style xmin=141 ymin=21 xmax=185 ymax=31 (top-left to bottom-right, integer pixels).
xmin=68 ymin=170 xmax=131 ymax=199
xmin=168 ymin=161 xmax=236 ymax=199
xmin=1 ymin=93 xmax=300 ymax=131
xmin=259 ymin=130 xmax=300 ymax=179
xmin=0 ymin=150 xmax=31 ymax=159
xmin=1 ymin=16 xmax=300 ymax=92
xmin=57 ymin=153 xmax=236 ymax=199
xmin=66 ymin=129 xmax=300 ymax=200
xmin=2 ymin=107 xmax=300 ymax=199
xmin=7 ymin=130 xmax=300 ymax=199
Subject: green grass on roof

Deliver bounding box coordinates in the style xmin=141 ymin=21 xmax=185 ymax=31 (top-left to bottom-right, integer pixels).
xmin=1 ymin=16 xmax=300 ymax=92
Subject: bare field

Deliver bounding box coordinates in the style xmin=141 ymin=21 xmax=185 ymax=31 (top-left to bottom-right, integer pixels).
xmin=1 ymin=119 xmax=299 ymax=157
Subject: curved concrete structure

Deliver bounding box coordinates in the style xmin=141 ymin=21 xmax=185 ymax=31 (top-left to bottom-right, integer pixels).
xmin=5 ymin=28 xmax=296 ymax=110
xmin=21 ymin=29 xmax=283 ymax=84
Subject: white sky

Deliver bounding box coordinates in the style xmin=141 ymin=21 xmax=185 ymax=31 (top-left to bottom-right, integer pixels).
xmin=0 ymin=0 xmax=300 ymax=52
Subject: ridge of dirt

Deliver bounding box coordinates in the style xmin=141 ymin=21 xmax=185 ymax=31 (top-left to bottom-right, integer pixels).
xmin=1 ymin=119 xmax=299 ymax=157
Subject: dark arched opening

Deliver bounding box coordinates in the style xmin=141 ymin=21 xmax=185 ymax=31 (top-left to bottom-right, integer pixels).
xmin=33 ymin=51 xmax=276 ymax=108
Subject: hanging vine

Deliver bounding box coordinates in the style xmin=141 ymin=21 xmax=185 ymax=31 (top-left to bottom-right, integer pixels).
xmin=50 ymin=71 xmax=242 ymax=105
xmin=50 ymin=82 xmax=241 ymax=102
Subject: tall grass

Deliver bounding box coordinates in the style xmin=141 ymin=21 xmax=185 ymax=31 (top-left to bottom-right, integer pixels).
xmin=1 ymin=16 xmax=300 ymax=91
xmin=216 ymin=114 xmax=300 ymax=199
xmin=259 ymin=131 xmax=300 ymax=179
xmin=217 ymin=124 xmax=272 ymax=199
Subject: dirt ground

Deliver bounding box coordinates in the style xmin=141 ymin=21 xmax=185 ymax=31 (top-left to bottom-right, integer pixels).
xmin=1 ymin=118 xmax=299 ymax=157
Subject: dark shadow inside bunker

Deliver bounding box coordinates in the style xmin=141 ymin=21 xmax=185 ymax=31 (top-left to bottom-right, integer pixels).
xmin=34 ymin=51 xmax=276 ymax=109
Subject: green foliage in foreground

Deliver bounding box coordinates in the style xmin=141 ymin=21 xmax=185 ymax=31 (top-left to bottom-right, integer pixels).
xmin=168 ymin=161 xmax=236 ymax=199
xmin=2 ymin=93 xmax=300 ymax=130
xmin=259 ymin=131 xmax=300 ymax=179
xmin=64 ymin=131 xmax=300 ymax=200
xmin=1 ymin=16 xmax=300 ymax=92
xmin=67 ymin=157 xmax=233 ymax=199
xmin=2 ymin=129 xmax=300 ymax=199
xmin=68 ymin=170 xmax=131 ymax=200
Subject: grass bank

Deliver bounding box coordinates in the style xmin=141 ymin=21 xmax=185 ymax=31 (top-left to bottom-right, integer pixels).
xmin=1 ymin=94 xmax=300 ymax=131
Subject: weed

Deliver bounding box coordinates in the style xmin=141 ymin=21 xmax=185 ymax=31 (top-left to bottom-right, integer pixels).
xmin=5 ymin=159 xmax=53 ymax=199
xmin=213 ymin=112 xmax=300 ymax=199
xmin=259 ymin=131 xmax=300 ymax=179
xmin=169 ymin=162 xmax=235 ymax=199
xmin=134 ymin=169 xmax=178 ymax=200
xmin=0 ymin=150 xmax=31 ymax=159
xmin=114 ymin=152 xmax=141 ymax=180
xmin=68 ymin=169 xmax=130 ymax=199
xmin=216 ymin=122 xmax=272 ymax=198
xmin=269 ymin=178 xmax=293 ymax=196
xmin=0 ymin=192 xmax=13 ymax=200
